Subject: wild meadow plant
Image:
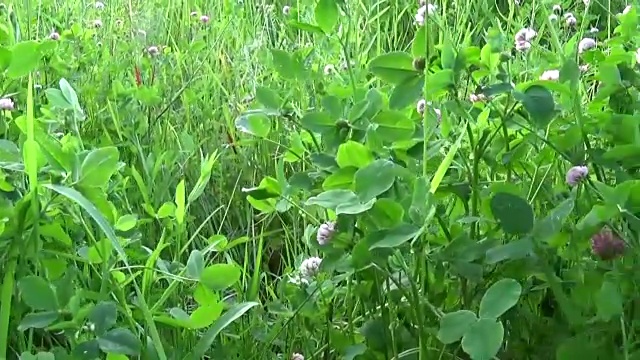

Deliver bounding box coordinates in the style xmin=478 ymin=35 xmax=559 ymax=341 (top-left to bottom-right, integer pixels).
xmin=0 ymin=0 xmax=640 ymax=359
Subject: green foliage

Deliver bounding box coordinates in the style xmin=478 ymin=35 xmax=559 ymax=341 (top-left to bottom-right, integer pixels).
xmin=3 ymin=0 xmax=640 ymax=359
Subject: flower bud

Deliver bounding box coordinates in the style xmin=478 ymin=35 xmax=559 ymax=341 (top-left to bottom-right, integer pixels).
xmin=566 ymin=165 xmax=588 ymax=186
xmin=591 ymin=228 xmax=625 ymax=260
xmin=317 ymin=222 xmax=336 ymax=245
xmin=300 ymin=256 xmax=322 ymax=278
xmin=0 ymin=98 xmax=14 ymax=110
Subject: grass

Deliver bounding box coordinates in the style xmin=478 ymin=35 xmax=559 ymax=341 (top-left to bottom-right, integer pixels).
xmin=1 ymin=0 xmax=640 ymax=359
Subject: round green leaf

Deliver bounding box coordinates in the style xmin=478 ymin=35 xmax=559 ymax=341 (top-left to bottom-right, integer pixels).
xmin=362 ymin=198 xmax=405 ymax=229
xmin=18 ymin=276 xmax=59 ymax=311
xmin=301 ymin=111 xmax=336 ymax=134
xmin=368 ymin=51 xmax=419 ymax=85
xmin=371 ymin=111 xmax=415 ymax=142
xmin=18 ymin=311 xmax=59 ymax=331
xmin=479 ymin=278 xmax=522 ymax=319
xmin=595 ymin=280 xmax=623 ymax=321
xmin=411 ymin=27 xmax=426 ymax=58
xmin=489 ymin=192 xmax=534 ymax=235
xmin=426 ymin=69 xmax=455 ymax=95
xmin=485 ymin=238 xmax=533 ymax=264
xmin=461 ymin=318 xmax=504 ymax=360
xmin=234 ymin=113 xmax=271 ymax=138
xmin=306 ymin=189 xmax=376 ymax=215
xmin=517 ymin=85 xmax=556 ymax=127
xmin=355 ymin=160 xmax=398 ymax=202
xmin=437 ymin=310 xmax=478 ymax=344
xmin=269 ymin=49 xmax=305 ymax=80
xmin=79 ymin=147 xmax=120 ymax=189
xmin=336 ymin=141 xmax=374 ymax=169
xmin=114 ymin=214 xmax=137 ymax=232
xmin=255 ymin=86 xmax=282 ymax=109
xmin=8 ymin=40 xmax=42 ymax=78
xmin=88 ymin=301 xmax=118 ymax=335
xmin=72 ymin=340 xmax=101 ymax=360
xmin=576 ymin=204 xmax=620 ymax=231
xmin=97 ymin=328 xmax=142 ymax=355
xmin=200 ymin=263 xmax=241 ymax=291
xmin=389 ymin=75 xmax=424 ymax=110
xmin=314 ymin=0 xmax=339 ymax=34
xmin=322 ymin=167 xmax=356 ymax=190
xmin=189 ymin=303 xmax=224 ymax=329
xmin=367 ymin=223 xmax=423 ymax=250
xmin=186 ymin=249 xmax=205 ymax=280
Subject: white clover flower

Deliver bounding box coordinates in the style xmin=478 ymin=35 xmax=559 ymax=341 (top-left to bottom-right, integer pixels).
xmin=515 ymin=27 xmax=537 ymax=42
xmin=416 ymin=99 xmax=426 ymax=114
xmin=291 ymin=353 xmax=304 ymax=360
xmin=515 ymin=40 xmax=532 ymax=51
xmin=549 ymin=14 xmax=558 ymax=21
xmin=590 ymin=27 xmax=599 ymax=33
xmin=317 ymin=222 xmax=336 ymax=245
xmin=565 ymin=15 xmax=577 ymax=26
xmin=0 ymin=98 xmax=14 ymax=110
xmin=415 ymin=3 xmax=436 ymax=25
xmin=282 ymin=5 xmax=291 ymax=15
xmin=94 ymin=1 xmax=104 ymax=9
xmin=433 ymin=107 xmax=441 ymax=121
xmin=190 ymin=11 xmax=198 ymax=17
xmin=552 ymin=4 xmax=562 ymax=12
xmin=147 ymin=46 xmax=159 ymax=56
xmin=300 ymin=256 xmax=322 ymax=278
xmin=323 ymin=64 xmax=335 ymax=75
xmin=288 ymin=273 xmax=309 ymax=286
xmin=540 ymin=69 xmax=560 ymax=80
xmin=92 ymin=19 xmax=103 ymax=28
xmin=49 ymin=31 xmax=60 ymax=40
xmin=566 ymin=165 xmax=589 ymax=186
xmin=469 ymin=93 xmax=487 ymax=102
xmin=418 ymin=3 xmax=437 ymax=16
xmin=578 ymin=37 xmax=596 ymax=53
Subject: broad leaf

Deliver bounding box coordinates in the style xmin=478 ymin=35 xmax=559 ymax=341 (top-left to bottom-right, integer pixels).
xmin=478 ymin=278 xmax=522 ymax=319
xmin=97 ymin=328 xmax=142 ymax=355
xmin=490 ymin=192 xmax=534 ymax=235
xmin=437 ymin=310 xmax=477 ymax=344
xmin=354 ymin=160 xmax=398 ymax=202
xmin=461 ymin=319 xmax=504 ymax=360
xmin=200 ymin=264 xmax=241 ymax=291
xmin=18 ymin=276 xmax=59 ymax=311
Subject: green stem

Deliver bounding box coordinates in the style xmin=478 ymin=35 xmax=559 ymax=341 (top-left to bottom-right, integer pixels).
xmin=0 ymin=249 xmax=18 ymax=360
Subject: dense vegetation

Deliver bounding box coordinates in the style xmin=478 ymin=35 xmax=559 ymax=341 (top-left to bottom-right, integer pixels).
xmin=0 ymin=0 xmax=639 ymax=359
